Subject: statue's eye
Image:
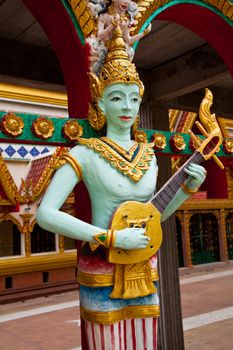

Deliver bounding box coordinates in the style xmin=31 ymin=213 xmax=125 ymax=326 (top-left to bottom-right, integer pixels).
xmin=132 ymin=97 xmax=139 ymax=102
xmin=110 ymin=96 xmax=121 ymax=101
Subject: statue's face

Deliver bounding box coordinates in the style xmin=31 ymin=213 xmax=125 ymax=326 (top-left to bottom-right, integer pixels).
xmin=114 ymin=0 xmax=130 ymax=11
xmin=98 ymin=83 xmax=141 ymax=131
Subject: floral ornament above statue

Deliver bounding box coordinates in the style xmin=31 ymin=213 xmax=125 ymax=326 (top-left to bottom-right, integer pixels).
xmin=223 ymin=138 xmax=233 ymax=154
xmin=152 ymin=133 xmax=166 ymax=150
xmin=134 ymin=130 xmax=148 ymax=143
xmin=1 ymin=112 xmax=24 ymax=137
xmin=170 ymin=134 xmax=186 ymax=152
xmin=63 ymin=120 xmax=83 ymax=141
xmin=32 ymin=117 xmax=55 ymax=139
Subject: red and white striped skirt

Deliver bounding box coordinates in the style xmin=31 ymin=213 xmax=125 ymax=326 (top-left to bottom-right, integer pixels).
xmin=84 ymin=317 xmax=157 ymax=350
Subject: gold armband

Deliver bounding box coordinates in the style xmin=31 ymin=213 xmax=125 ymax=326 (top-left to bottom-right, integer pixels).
xmin=181 ymin=183 xmax=199 ymax=196
xmin=58 ymin=153 xmax=82 ymax=180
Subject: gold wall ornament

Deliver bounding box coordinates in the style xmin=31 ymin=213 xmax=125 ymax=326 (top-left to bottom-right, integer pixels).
xmin=223 ymin=138 xmax=233 ymax=154
xmin=32 ymin=117 xmax=55 ymax=139
xmin=170 ymin=134 xmax=186 ymax=152
xmin=87 ymin=103 xmax=106 ymax=130
xmin=19 ymin=213 xmax=34 ymax=234
xmin=1 ymin=113 xmax=24 ymax=137
xmin=63 ymin=120 xmax=83 ymax=141
xmin=152 ymin=133 xmax=166 ymax=150
xmin=134 ymin=130 xmax=148 ymax=143
xmin=0 ymin=153 xmax=19 ymax=205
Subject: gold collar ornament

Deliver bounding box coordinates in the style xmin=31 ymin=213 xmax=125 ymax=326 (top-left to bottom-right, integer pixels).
xmin=78 ymin=137 xmax=154 ymax=182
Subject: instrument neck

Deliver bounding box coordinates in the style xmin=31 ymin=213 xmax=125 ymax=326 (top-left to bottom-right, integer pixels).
xmin=152 ymin=151 xmax=204 ymax=213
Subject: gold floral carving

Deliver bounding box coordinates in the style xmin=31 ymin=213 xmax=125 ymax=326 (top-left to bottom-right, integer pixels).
xmin=134 ymin=130 xmax=148 ymax=143
xmin=32 ymin=117 xmax=55 ymax=139
xmin=170 ymin=134 xmax=186 ymax=152
xmin=153 ymin=133 xmax=166 ymax=150
xmin=1 ymin=113 xmax=24 ymax=137
xmin=223 ymin=138 xmax=233 ymax=154
xmin=0 ymin=153 xmax=19 ymax=205
xmin=63 ymin=120 xmax=83 ymax=141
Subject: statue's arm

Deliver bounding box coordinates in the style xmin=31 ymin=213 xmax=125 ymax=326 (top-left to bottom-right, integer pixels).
xmin=37 ymin=161 xmax=104 ymax=242
xmin=160 ymin=163 xmax=206 ymax=222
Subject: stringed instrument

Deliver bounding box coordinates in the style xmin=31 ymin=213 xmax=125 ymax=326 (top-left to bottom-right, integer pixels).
xmin=108 ymin=88 xmax=224 ymax=264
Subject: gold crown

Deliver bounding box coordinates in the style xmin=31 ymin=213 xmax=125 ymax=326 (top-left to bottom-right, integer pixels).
xmin=88 ymin=26 xmax=144 ymax=130
xmin=89 ymin=26 xmax=144 ymax=100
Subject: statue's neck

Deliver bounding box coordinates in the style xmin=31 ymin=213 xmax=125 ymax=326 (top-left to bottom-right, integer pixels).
xmin=106 ymin=130 xmax=133 ymax=149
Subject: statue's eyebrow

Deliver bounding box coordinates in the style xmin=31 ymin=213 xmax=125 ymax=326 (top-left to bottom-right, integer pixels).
xmin=107 ymin=91 xmax=124 ymax=96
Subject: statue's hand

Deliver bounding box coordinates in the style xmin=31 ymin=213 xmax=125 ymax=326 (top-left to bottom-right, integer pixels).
xmin=184 ymin=163 xmax=207 ymax=190
xmin=114 ymin=228 xmax=149 ymax=250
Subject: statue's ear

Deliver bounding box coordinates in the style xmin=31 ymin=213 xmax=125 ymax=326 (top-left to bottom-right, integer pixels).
xmin=98 ymin=98 xmax=105 ymax=113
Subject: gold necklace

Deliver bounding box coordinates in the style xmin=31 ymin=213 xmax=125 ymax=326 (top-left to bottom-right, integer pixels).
xmin=78 ymin=137 xmax=154 ymax=182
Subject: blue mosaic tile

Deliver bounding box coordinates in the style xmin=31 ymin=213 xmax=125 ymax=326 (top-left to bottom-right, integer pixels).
xmin=41 ymin=147 xmax=49 ymax=154
xmin=29 ymin=147 xmax=40 ymax=157
xmin=17 ymin=146 xmax=28 ymax=158
xmin=5 ymin=145 xmax=16 ymax=157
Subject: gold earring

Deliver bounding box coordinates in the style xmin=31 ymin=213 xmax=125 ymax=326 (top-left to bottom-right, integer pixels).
xmin=132 ymin=115 xmax=139 ymax=135
xmin=88 ymin=103 xmax=106 ymax=131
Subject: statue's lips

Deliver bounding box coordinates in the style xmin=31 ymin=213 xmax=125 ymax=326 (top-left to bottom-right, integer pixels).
xmin=119 ymin=116 xmax=132 ymax=121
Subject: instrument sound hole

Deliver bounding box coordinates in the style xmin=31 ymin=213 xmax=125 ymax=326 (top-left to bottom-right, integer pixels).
xmin=150 ymin=245 xmax=153 ymax=249
xmin=118 ymin=251 xmax=121 ymax=254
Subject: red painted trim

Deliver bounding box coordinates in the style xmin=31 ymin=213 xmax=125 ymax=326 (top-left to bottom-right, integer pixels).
xmin=157 ymin=4 xmax=233 ymax=75
xmin=22 ymin=0 xmax=90 ymax=119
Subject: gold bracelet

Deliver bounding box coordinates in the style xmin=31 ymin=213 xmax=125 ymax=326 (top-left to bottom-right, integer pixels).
xmin=106 ymin=230 xmax=112 ymax=248
xmin=110 ymin=230 xmax=117 ymax=248
xmin=181 ymin=183 xmax=199 ymax=196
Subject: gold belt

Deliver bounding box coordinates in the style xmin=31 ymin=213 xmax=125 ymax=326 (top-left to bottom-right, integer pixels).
xmin=77 ymin=261 xmax=159 ymax=298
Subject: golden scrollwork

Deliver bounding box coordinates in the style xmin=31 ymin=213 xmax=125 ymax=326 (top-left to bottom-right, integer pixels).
xmin=0 ymin=153 xmax=19 ymax=205
xmin=63 ymin=120 xmax=83 ymax=141
xmin=1 ymin=112 xmax=24 ymax=137
xmin=134 ymin=130 xmax=148 ymax=143
xmin=32 ymin=117 xmax=55 ymax=139
xmin=153 ymin=133 xmax=166 ymax=150
xmin=170 ymin=134 xmax=186 ymax=152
